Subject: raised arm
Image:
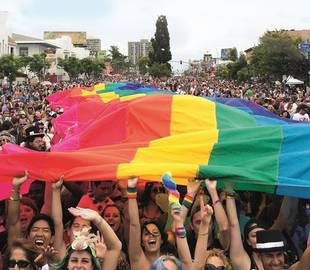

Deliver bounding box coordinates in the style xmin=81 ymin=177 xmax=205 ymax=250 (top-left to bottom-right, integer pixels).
xmin=205 ymin=179 xmax=230 ymax=250
xmin=181 ymin=180 xmax=200 ymax=223
xmin=127 ymin=177 xmax=146 ymax=267
xmin=192 ymin=196 xmax=214 ymax=270
xmin=68 ymin=207 xmax=122 ymax=270
xmin=51 ymin=178 xmax=67 ymax=261
xmin=226 ymin=188 xmax=251 ymax=270
xmin=7 ymin=171 xmax=28 ymax=246
xmin=170 ymin=195 xmax=192 ymax=270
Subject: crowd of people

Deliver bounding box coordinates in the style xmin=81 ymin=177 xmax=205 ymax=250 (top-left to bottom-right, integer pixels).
xmin=0 ymin=76 xmax=309 ymax=270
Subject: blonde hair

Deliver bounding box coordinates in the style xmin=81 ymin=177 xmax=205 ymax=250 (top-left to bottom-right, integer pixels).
xmin=205 ymin=249 xmax=232 ymax=270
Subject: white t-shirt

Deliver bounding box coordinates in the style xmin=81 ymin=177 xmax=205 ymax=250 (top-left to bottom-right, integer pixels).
xmin=292 ymin=113 xmax=310 ymax=122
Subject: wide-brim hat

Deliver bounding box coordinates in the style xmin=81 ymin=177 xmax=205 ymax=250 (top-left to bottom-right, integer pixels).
xmin=25 ymin=126 xmax=44 ymax=140
xmin=255 ymin=230 xmax=286 ymax=253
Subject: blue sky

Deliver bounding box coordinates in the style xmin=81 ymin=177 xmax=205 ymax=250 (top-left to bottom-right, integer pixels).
xmin=2 ymin=0 xmax=310 ymax=61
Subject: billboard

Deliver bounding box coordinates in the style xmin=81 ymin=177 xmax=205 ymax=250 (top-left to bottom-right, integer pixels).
xmin=44 ymin=31 xmax=87 ymax=46
xmin=221 ymin=48 xmax=232 ymax=60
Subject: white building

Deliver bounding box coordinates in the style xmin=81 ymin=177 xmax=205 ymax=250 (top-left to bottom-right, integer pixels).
xmin=0 ymin=11 xmax=16 ymax=56
xmin=128 ymin=39 xmax=151 ymax=65
xmin=45 ymin=35 xmax=90 ymax=59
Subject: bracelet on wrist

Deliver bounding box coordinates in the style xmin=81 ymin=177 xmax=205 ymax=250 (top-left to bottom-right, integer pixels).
xmin=9 ymin=196 xmax=20 ymax=201
xmin=97 ymin=257 xmax=104 ymax=265
xmin=182 ymin=194 xmax=194 ymax=209
xmin=225 ymin=191 xmax=236 ymax=198
xmin=127 ymin=187 xmax=137 ymax=199
xmin=94 ymin=216 xmax=103 ymax=226
xmin=212 ymin=199 xmax=221 ymax=207
xmin=175 ymin=227 xmax=187 ymax=238
xmin=198 ymin=231 xmax=209 ymax=236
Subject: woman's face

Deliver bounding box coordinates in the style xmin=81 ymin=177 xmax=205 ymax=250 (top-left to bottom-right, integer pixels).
xmin=247 ymin=227 xmax=265 ymax=248
xmin=8 ymin=247 xmax=31 ymax=270
xmin=142 ymin=223 xmax=162 ymax=254
xmin=19 ymin=205 xmax=35 ymax=232
xmin=150 ymin=183 xmax=164 ymax=201
xmin=69 ymin=217 xmax=91 ymax=243
xmin=67 ymin=251 xmax=93 ymax=270
xmin=103 ymin=206 xmax=121 ymax=232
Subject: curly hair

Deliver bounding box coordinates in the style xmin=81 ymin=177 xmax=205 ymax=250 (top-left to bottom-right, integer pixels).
xmin=205 ymin=249 xmax=232 ymax=270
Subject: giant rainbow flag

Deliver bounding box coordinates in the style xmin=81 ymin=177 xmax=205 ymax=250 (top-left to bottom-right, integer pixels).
xmin=1 ymin=82 xmax=310 ymax=199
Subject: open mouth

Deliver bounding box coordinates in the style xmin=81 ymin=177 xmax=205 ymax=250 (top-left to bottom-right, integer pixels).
xmin=20 ymin=217 xmax=28 ymax=224
xmin=148 ymin=239 xmax=157 ymax=246
xmin=34 ymin=239 xmax=44 ymax=246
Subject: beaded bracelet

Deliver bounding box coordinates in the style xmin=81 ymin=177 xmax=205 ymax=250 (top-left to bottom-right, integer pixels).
xmin=182 ymin=194 xmax=194 ymax=209
xmin=212 ymin=199 xmax=221 ymax=207
xmin=127 ymin=187 xmax=137 ymax=199
xmin=175 ymin=227 xmax=187 ymax=238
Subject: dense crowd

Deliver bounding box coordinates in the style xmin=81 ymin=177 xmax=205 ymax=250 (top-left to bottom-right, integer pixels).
xmin=0 ymin=77 xmax=309 ymax=270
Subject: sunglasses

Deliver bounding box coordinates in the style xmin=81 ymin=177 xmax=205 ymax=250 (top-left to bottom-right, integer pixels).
xmin=152 ymin=187 xmax=164 ymax=193
xmin=8 ymin=259 xmax=30 ymax=268
xmin=205 ymin=264 xmax=226 ymax=270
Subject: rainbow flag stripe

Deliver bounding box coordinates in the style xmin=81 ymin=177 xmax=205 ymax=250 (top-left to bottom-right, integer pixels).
xmin=0 ymin=82 xmax=309 ymax=199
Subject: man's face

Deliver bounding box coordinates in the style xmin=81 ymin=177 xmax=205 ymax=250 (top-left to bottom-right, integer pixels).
xmin=28 ymin=220 xmax=53 ymax=249
xmin=92 ymin=181 xmax=115 ymax=201
xmin=260 ymin=251 xmax=284 ymax=270
xmin=30 ymin=136 xmax=45 ymax=151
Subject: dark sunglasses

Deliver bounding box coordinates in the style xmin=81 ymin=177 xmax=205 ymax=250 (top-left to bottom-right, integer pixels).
xmin=8 ymin=259 xmax=30 ymax=268
xmin=152 ymin=187 xmax=164 ymax=193
xmin=205 ymin=264 xmax=226 ymax=270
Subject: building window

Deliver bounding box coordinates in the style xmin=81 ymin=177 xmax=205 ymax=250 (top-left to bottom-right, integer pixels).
xmin=19 ymin=47 xmax=29 ymax=56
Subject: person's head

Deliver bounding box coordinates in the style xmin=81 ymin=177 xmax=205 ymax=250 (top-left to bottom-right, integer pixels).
xmin=25 ymin=181 xmax=45 ymax=211
xmin=52 ymin=241 xmax=100 ymax=270
xmin=141 ymin=221 xmax=166 ymax=255
xmin=91 ymin=181 xmax=116 ymax=202
xmin=68 ymin=216 xmax=92 ymax=244
xmin=0 ymin=131 xmax=12 ymax=146
xmin=243 ymin=219 xmax=266 ymax=252
xmin=102 ymin=205 xmax=122 ymax=233
xmin=149 ymin=255 xmax=182 ymax=270
xmin=190 ymin=205 xmax=214 ymax=237
xmin=140 ymin=182 xmax=165 ymax=206
xmin=280 ymin=110 xmax=290 ymax=119
xmin=26 ymin=214 xmax=55 ymax=249
xmin=24 ymin=126 xmax=45 ymax=151
xmin=205 ymin=249 xmax=232 ymax=270
xmin=256 ymin=230 xmax=286 ymax=270
xmin=5 ymin=239 xmax=39 ymax=270
xmin=19 ymin=197 xmax=39 ymax=232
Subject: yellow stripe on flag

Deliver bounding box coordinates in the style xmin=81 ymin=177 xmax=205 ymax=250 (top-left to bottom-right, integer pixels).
xmin=98 ymin=92 xmax=120 ymax=103
xmin=94 ymin=83 xmax=105 ymax=91
xmin=120 ymin=94 xmax=146 ymax=102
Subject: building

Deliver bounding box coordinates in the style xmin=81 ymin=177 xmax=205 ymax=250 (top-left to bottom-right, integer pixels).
xmin=128 ymin=39 xmax=151 ymax=65
xmin=86 ymin=38 xmax=101 ymax=55
xmin=284 ymin=29 xmax=310 ymax=59
xmin=12 ymin=33 xmax=58 ymax=57
xmin=0 ymin=11 xmax=16 ymax=56
xmin=43 ymin=31 xmax=87 ymax=47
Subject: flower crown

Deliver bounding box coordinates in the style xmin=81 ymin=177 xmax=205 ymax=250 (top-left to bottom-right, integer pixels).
xmin=71 ymin=227 xmax=98 ymax=250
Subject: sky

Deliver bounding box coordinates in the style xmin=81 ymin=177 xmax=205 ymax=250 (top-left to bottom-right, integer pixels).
xmin=2 ymin=0 xmax=310 ymax=62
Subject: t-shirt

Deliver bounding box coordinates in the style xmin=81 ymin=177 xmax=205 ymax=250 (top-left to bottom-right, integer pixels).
xmin=292 ymin=113 xmax=310 ymax=122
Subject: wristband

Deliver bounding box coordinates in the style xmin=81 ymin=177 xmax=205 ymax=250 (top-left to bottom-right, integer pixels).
xmin=175 ymin=227 xmax=186 ymax=238
xmin=182 ymin=194 xmax=194 ymax=209
xmin=127 ymin=187 xmax=137 ymax=199
xmin=212 ymin=199 xmax=221 ymax=207
xmin=226 ymin=191 xmax=236 ymax=198
xmin=94 ymin=216 xmax=103 ymax=226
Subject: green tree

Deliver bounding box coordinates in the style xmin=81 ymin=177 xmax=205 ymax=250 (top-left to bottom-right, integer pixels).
xmin=0 ymin=55 xmax=21 ymax=90
xmin=137 ymin=56 xmax=150 ymax=75
xmin=109 ymin=46 xmax=128 ymax=74
xmin=58 ymin=57 xmax=81 ymax=79
xmin=229 ymin=47 xmax=238 ymax=62
xmin=28 ymin=53 xmax=51 ymax=79
xmin=216 ymin=64 xmax=230 ymax=79
xmin=250 ymin=30 xmax=304 ymax=80
xmin=92 ymin=58 xmax=105 ymax=77
xmin=149 ymin=15 xmax=172 ymax=73
xmin=148 ymin=62 xmax=171 ymax=78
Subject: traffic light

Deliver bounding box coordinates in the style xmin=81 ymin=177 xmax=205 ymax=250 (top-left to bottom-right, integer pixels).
xmin=180 ymin=60 xmax=182 ymax=65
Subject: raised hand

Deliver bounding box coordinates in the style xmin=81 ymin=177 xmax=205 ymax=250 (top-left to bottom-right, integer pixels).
xmin=12 ymin=171 xmax=29 ymax=188
xmin=68 ymin=207 xmax=100 ymax=223
xmin=117 ymin=179 xmax=127 ymax=190
xmin=127 ymin=176 xmax=138 ymax=188
xmin=34 ymin=245 xmax=59 ymax=265
xmin=187 ymin=179 xmax=200 ymax=196
xmin=52 ymin=176 xmax=63 ymax=190
xmin=200 ymin=196 xmax=213 ymax=224
xmin=204 ymin=179 xmax=217 ymax=193
xmin=95 ymin=230 xmax=107 ymax=259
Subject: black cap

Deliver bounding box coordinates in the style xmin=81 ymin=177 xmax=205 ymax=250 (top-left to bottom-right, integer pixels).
xmin=25 ymin=126 xmax=44 ymax=141
xmin=255 ymin=230 xmax=285 ymax=253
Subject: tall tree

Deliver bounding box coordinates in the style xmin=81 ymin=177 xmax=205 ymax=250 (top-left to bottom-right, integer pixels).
xmin=58 ymin=57 xmax=81 ymax=79
xmin=109 ymin=46 xmax=128 ymax=74
xmin=28 ymin=53 xmax=50 ymax=79
xmin=0 ymin=55 xmax=21 ymax=90
xmin=149 ymin=15 xmax=172 ymax=73
xmin=137 ymin=56 xmax=150 ymax=75
xmin=250 ymin=31 xmax=304 ymax=80
xmin=229 ymin=47 xmax=238 ymax=62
